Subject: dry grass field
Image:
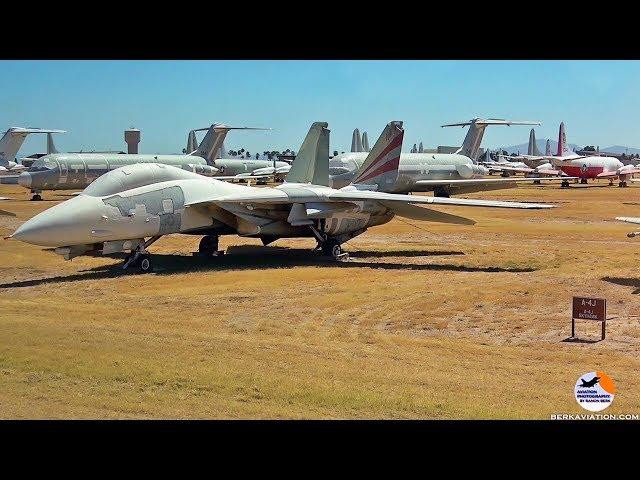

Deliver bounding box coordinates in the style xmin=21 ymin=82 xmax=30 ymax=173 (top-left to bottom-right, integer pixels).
xmin=1 ymin=180 xmax=639 ymax=419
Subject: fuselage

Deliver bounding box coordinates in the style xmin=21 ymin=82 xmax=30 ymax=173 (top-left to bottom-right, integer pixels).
xmin=17 ymin=153 xmax=216 ymax=192
xmin=12 ymin=164 xmax=396 ymax=249
xmin=213 ymin=158 xmax=289 ymax=176
xmin=551 ymin=156 xmax=623 ymax=179
xmin=16 ymin=153 xmax=291 ymax=192
xmin=329 ymin=152 xmax=487 ymax=191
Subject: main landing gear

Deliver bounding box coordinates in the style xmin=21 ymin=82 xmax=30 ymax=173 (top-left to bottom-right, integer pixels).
xmin=580 ymin=178 xmax=588 ymax=184
xmin=122 ymin=235 xmax=162 ymax=273
xmin=619 ymin=180 xmax=629 ymax=188
xmin=561 ymin=179 xmax=571 ymax=188
xmin=309 ymin=224 xmax=349 ymax=261
xmin=30 ymin=191 xmax=43 ymax=201
xmin=197 ymin=235 xmax=224 ymax=257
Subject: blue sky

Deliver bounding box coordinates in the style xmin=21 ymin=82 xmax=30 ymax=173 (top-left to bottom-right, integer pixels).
xmin=0 ymin=60 xmax=638 ymax=156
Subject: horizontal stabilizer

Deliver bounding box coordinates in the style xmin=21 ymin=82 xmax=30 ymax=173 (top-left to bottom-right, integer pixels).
xmin=379 ymin=201 xmax=475 ymax=224
xmin=441 ymin=119 xmax=540 ymax=127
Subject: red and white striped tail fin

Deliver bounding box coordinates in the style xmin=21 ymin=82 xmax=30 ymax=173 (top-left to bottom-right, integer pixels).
xmin=352 ymin=121 xmax=404 ymax=190
xmin=557 ymin=122 xmax=569 ymax=156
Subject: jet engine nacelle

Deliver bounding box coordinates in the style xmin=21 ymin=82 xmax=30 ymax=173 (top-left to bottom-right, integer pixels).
xmin=456 ymin=163 xmax=489 ymax=178
xmin=184 ymin=164 xmax=219 ymax=176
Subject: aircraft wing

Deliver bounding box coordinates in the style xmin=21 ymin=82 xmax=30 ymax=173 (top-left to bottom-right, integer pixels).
xmin=616 ymin=217 xmax=640 ymax=225
xmin=486 ymin=165 xmax=535 ymax=174
xmin=185 ymin=185 xmax=554 ymax=210
xmin=414 ymin=177 xmax=566 ymax=187
xmin=596 ymin=171 xmax=620 ymax=178
xmin=327 ymin=190 xmax=554 ymax=209
xmin=0 ymin=175 xmax=20 ymax=185
xmin=213 ymin=174 xmax=274 ymax=182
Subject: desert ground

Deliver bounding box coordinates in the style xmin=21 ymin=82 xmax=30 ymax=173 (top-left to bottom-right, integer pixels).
xmin=0 ymin=180 xmax=639 ymax=419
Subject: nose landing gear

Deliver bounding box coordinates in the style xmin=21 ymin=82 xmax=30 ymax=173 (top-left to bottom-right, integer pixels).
xmin=122 ymin=235 xmax=162 ymax=273
xmin=30 ymin=190 xmax=43 ymax=201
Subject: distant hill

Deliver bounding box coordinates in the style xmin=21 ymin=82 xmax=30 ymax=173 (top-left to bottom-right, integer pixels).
xmin=599 ymin=145 xmax=640 ymax=155
xmin=498 ymin=141 xmax=640 ymax=156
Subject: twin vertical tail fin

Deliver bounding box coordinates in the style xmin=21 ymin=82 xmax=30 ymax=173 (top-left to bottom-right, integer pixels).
xmin=352 ymin=121 xmax=404 ymax=190
xmin=286 ymin=122 xmax=330 ymax=185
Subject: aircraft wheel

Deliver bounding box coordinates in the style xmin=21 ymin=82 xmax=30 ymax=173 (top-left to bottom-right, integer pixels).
xmin=139 ymin=254 xmax=153 ymax=273
xmin=199 ymin=235 xmax=219 ymax=256
xmin=580 ymin=178 xmax=588 ymax=184
xmin=30 ymin=194 xmax=42 ymax=201
xmin=322 ymin=239 xmax=342 ymax=259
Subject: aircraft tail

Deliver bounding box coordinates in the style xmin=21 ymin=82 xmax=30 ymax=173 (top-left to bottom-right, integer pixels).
xmin=0 ymin=127 xmax=66 ymax=163
xmin=528 ymin=129 xmax=541 ymax=156
xmin=286 ymin=122 xmax=330 ymax=185
xmin=442 ymin=118 xmax=540 ymax=160
xmin=362 ymin=131 xmax=369 ymax=152
xmin=352 ymin=121 xmax=404 ymax=190
xmin=545 ymin=139 xmax=551 ymax=156
xmin=557 ymin=122 xmax=572 ymax=156
xmin=186 ymin=129 xmax=203 ymax=154
xmin=351 ymin=128 xmax=363 ymax=152
xmin=46 ymin=133 xmax=58 ymax=154
xmin=193 ymin=124 xmax=269 ymax=164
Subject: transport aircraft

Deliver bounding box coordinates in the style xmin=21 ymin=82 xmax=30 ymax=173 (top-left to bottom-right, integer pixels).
xmin=329 ymin=118 xmax=561 ymax=196
xmin=499 ymin=123 xmax=640 ymax=187
xmin=7 ymin=120 xmax=553 ymax=272
xmin=0 ymin=124 xmax=270 ymax=200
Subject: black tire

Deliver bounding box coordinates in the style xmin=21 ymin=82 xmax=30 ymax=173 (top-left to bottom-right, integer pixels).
xmin=139 ymin=255 xmax=153 ymax=273
xmin=199 ymin=235 xmax=219 ymax=256
xmin=322 ymin=239 xmax=341 ymax=258
xmin=31 ymin=194 xmax=42 ymax=201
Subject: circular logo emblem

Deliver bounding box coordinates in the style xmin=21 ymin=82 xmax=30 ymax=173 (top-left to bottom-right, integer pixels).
xmin=574 ymin=371 xmax=615 ymax=412
xmin=581 ymin=164 xmax=588 ymax=173
xmin=219 ymin=166 xmax=225 ymax=174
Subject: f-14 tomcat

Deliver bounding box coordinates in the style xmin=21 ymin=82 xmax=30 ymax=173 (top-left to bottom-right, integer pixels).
xmin=8 ymin=120 xmax=553 ymax=272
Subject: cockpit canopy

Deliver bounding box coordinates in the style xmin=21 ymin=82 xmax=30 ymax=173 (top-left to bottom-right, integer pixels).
xmin=83 ymin=163 xmax=201 ymax=197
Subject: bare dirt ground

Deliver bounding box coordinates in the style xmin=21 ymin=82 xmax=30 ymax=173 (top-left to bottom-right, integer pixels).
xmin=0 ymin=180 xmax=639 ymax=418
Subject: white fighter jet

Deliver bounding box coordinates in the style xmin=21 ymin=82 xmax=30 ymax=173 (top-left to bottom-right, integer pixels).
xmin=8 ymin=120 xmax=553 ymax=272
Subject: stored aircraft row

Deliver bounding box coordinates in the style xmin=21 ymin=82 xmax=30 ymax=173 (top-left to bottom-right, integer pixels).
xmin=0 ymin=124 xmax=288 ymax=199
xmin=7 ymin=120 xmax=553 ymax=272
xmin=494 ymin=123 xmax=640 ymax=187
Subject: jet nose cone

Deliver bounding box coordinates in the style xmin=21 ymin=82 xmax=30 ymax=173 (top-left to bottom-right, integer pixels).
xmin=17 ymin=171 xmax=32 ymax=188
xmin=11 ymin=195 xmax=106 ymax=247
xmin=11 ymin=217 xmax=47 ymax=245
